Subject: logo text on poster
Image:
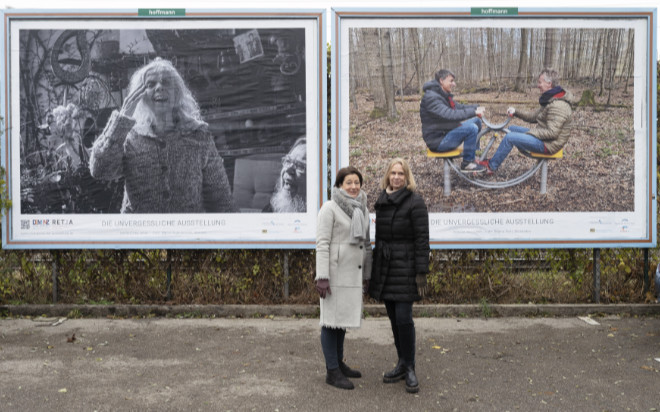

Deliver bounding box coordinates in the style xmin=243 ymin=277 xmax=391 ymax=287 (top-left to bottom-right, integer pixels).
xmin=471 ymin=8 xmax=518 ymax=16
xmin=138 ymin=9 xmax=186 ymax=17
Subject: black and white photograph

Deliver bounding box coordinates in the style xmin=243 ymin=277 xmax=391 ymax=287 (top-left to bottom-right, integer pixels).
xmin=2 ymin=11 xmax=324 ymax=248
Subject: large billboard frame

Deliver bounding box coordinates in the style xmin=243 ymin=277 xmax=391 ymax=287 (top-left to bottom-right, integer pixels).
xmin=332 ymin=7 xmax=657 ymax=249
xmin=1 ymin=8 xmax=327 ymax=249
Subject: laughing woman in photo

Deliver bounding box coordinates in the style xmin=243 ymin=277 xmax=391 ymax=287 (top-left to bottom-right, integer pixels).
xmin=315 ymin=166 xmax=372 ymax=390
xmin=89 ymin=57 xmax=235 ymax=213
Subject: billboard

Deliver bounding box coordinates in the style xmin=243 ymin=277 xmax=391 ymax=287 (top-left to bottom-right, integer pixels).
xmin=1 ymin=8 xmax=326 ymax=248
xmin=332 ymin=7 xmax=657 ymax=248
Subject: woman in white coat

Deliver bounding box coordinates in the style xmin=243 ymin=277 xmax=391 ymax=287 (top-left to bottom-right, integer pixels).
xmin=315 ymin=166 xmax=372 ymax=390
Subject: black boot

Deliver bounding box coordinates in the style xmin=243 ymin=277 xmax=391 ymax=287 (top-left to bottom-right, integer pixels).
xmin=404 ymin=365 xmax=419 ymax=393
xmin=398 ymin=323 xmax=419 ymax=393
xmin=339 ymin=361 xmax=362 ymax=378
xmin=383 ymin=358 xmax=406 ymax=383
xmin=326 ymin=367 xmax=354 ymax=390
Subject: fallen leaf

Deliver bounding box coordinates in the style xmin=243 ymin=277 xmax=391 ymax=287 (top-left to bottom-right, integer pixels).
xmin=66 ymin=333 xmax=76 ymax=343
xmin=58 ymin=388 xmax=67 ymax=393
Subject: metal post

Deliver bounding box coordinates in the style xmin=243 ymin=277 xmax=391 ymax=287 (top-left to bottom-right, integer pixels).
xmin=283 ymin=251 xmax=290 ymax=300
xmin=443 ymin=159 xmax=451 ymax=196
xmin=52 ymin=251 xmax=59 ymax=304
xmin=539 ymin=160 xmax=548 ymax=194
xmin=643 ymin=248 xmax=649 ymax=293
xmin=166 ymin=250 xmax=172 ymax=301
xmin=593 ymin=248 xmax=601 ymax=303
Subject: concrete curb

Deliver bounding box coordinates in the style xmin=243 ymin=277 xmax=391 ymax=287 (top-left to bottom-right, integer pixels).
xmin=2 ymin=303 xmax=659 ymax=318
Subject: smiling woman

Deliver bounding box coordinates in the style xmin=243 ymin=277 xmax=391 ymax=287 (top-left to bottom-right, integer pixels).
xmin=89 ymin=57 xmax=236 ymax=213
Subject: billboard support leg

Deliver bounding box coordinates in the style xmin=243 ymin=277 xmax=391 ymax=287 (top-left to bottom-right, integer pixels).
xmin=593 ymin=248 xmax=601 ymax=303
xmin=643 ymin=248 xmax=649 ymax=293
xmin=166 ymin=250 xmax=172 ymax=301
xmin=52 ymin=251 xmax=59 ymax=304
xmin=283 ymin=251 xmax=290 ymax=300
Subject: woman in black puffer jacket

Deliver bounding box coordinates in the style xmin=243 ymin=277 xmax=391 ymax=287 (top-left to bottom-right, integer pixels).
xmin=368 ymin=158 xmax=429 ymax=394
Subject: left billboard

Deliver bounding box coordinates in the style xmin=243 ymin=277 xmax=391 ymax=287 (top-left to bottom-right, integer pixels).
xmin=1 ymin=9 xmax=326 ymax=249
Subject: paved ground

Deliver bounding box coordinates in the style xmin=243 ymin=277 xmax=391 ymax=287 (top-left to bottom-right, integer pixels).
xmin=1 ymin=309 xmax=659 ymax=411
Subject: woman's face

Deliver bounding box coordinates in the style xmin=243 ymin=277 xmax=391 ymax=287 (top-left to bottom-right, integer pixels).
xmin=341 ymin=173 xmax=361 ymax=198
xmin=389 ymin=163 xmax=406 ymax=190
xmin=143 ymin=68 xmax=179 ymax=117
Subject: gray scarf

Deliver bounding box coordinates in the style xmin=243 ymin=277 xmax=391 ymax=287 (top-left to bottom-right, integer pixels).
xmin=331 ymin=187 xmax=367 ymax=244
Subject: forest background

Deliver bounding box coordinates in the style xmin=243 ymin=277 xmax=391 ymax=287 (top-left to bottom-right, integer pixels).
xmin=0 ymin=26 xmax=658 ymax=308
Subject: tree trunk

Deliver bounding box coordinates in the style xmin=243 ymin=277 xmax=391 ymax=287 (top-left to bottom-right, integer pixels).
xmin=623 ymin=30 xmax=634 ymax=93
xmin=410 ymin=28 xmax=423 ymax=94
xmin=543 ymin=28 xmax=556 ymax=68
xmin=379 ymin=28 xmax=397 ymax=119
xmin=487 ymin=28 xmax=496 ymax=86
xmin=515 ymin=28 xmax=529 ymax=92
xmin=362 ymin=28 xmax=385 ymax=110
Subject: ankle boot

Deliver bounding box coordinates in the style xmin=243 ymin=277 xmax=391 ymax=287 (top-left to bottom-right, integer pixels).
xmin=339 ymin=361 xmax=362 ymax=378
xmin=404 ymin=364 xmax=419 ymax=393
xmin=383 ymin=358 xmax=406 ymax=383
xmin=325 ymin=367 xmax=354 ymax=390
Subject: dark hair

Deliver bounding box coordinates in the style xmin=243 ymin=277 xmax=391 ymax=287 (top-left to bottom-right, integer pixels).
xmin=435 ymin=69 xmax=455 ymax=82
xmin=334 ymin=166 xmax=363 ymax=188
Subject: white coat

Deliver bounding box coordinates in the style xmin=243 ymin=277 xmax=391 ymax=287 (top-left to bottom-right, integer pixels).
xmin=315 ymin=199 xmax=372 ymax=328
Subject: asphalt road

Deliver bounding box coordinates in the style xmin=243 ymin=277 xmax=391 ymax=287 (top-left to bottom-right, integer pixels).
xmin=1 ymin=315 xmax=659 ymax=411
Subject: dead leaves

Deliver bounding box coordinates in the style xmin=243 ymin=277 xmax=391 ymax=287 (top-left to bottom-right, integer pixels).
xmin=350 ymin=88 xmax=635 ymax=213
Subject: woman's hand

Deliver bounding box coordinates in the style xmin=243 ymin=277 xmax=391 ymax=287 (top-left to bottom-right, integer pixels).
xmin=416 ymin=274 xmax=427 ymax=297
xmin=120 ymin=84 xmax=147 ymax=118
xmin=315 ymin=279 xmax=331 ymax=299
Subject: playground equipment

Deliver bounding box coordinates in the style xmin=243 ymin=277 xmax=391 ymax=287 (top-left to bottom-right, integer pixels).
xmin=427 ymin=113 xmax=562 ymax=196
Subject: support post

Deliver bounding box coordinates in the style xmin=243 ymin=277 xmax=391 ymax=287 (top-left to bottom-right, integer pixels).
xmin=283 ymin=251 xmax=290 ymax=300
xmin=643 ymin=248 xmax=649 ymax=293
xmin=52 ymin=251 xmax=59 ymax=304
xmin=166 ymin=250 xmax=172 ymax=301
xmin=443 ymin=159 xmax=451 ymax=196
xmin=539 ymin=160 xmax=548 ymax=194
xmin=593 ymin=248 xmax=601 ymax=303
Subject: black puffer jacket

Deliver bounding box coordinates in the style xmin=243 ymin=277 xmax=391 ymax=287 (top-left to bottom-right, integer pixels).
xmin=420 ymin=80 xmax=478 ymax=151
xmin=369 ymin=188 xmax=430 ymax=302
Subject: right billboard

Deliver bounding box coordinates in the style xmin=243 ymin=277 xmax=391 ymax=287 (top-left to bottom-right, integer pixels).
xmin=332 ymin=8 xmax=657 ymax=248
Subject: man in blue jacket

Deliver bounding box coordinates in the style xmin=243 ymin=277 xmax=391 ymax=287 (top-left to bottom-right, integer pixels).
xmin=420 ymin=69 xmax=486 ymax=173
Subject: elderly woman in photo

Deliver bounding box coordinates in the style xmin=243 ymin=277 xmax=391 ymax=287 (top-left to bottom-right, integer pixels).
xmin=315 ymin=166 xmax=372 ymax=390
xmin=89 ymin=57 xmax=235 ymax=213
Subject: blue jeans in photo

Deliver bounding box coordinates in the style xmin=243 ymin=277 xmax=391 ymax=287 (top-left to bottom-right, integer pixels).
xmin=488 ymin=126 xmax=547 ymax=171
xmin=435 ymin=117 xmax=482 ymax=163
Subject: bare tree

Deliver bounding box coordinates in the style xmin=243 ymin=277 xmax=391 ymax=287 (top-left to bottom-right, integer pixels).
xmin=410 ymin=28 xmax=423 ymax=93
xmin=379 ymin=28 xmax=397 ymax=119
xmin=543 ymin=28 xmax=556 ymax=68
xmin=515 ymin=28 xmax=529 ymax=92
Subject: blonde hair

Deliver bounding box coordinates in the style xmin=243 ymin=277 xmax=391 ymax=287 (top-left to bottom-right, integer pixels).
xmin=380 ymin=158 xmax=417 ymax=191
